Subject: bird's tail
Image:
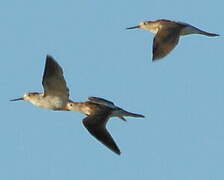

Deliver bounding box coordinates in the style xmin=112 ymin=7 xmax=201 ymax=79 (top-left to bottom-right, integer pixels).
xmin=117 ymin=109 xmax=145 ymax=121
xmin=181 ymin=25 xmax=219 ymax=37
xmin=198 ymin=30 xmax=219 ymax=37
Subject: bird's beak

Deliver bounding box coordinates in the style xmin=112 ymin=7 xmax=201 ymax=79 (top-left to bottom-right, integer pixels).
xmin=10 ymin=97 xmax=24 ymax=101
xmin=126 ymin=25 xmax=140 ymax=30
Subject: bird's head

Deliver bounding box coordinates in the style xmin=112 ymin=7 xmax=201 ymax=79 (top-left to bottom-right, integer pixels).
xmin=126 ymin=21 xmax=159 ymax=34
xmin=65 ymin=101 xmax=75 ymax=111
xmin=126 ymin=21 xmax=152 ymax=29
xmin=10 ymin=92 xmax=40 ymax=102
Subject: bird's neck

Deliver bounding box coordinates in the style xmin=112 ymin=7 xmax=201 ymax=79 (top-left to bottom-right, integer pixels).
xmin=145 ymin=23 xmax=160 ymax=34
xmin=67 ymin=101 xmax=93 ymax=115
xmin=143 ymin=21 xmax=162 ymax=34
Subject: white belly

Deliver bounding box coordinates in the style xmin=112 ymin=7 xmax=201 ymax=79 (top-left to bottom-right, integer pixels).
xmin=30 ymin=96 xmax=67 ymax=110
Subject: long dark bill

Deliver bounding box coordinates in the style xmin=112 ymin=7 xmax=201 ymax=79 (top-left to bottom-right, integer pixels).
xmin=10 ymin=97 xmax=24 ymax=101
xmin=126 ymin=25 xmax=140 ymax=30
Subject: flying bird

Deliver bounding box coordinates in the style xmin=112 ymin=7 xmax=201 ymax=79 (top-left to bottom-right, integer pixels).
xmin=126 ymin=19 xmax=219 ymax=61
xmin=11 ymin=55 xmax=70 ymax=110
xmin=66 ymin=96 xmax=145 ymax=155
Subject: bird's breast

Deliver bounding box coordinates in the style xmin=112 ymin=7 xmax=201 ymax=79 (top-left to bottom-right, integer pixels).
xmin=143 ymin=22 xmax=163 ymax=34
xmin=81 ymin=106 xmax=93 ymax=115
xmin=30 ymin=96 xmax=67 ymax=110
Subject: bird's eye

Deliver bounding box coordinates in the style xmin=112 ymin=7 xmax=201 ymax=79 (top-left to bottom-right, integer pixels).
xmin=70 ymin=104 xmax=73 ymax=107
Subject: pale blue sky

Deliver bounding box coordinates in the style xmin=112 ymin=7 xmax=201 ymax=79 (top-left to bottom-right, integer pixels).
xmin=1 ymin=0 xmax=223 ymax=179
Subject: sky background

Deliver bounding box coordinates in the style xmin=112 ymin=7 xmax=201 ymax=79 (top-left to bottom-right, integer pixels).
xmin=0 ymin=0 xmax=223 ymax=179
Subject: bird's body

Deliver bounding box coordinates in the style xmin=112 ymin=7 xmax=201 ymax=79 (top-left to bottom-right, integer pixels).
xmin=22 ymin=93 xmax=69 ymax=110
xmin=127 ymin=19 xmax=219 ymax=60
xmin=11 ymin=55 xmax=71 ymax=110
xmin=67 ymin=97 xmax=143 ymax=119
xmin=67 ymin=97 xmax=145 ymax=155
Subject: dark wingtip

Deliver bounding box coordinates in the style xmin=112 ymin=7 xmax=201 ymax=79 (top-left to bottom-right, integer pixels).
xmin=209 ymin=33 xmax=220 ymax=37
xmin=133 ymin=113 xmax=145 ymax=118
xmin=45 ymin=55 xmax=60 ymax=69
xmin=152 ymin=57 xmax=158 ymax=61
xmin=117 ymin=151 xmax=121 ymax=155
xmin=204 ymin=32 xmax=220 ymax=37
xmin=140 ymin=114 xmax=145 ymax=118
xmin=152 ymin=54 xmax=157 ymax=61
xmin=114 ymin=148 xmax=121 ymax=155
xmin=152 ymin=56 xmax=164 ymax=62
xmin=138 ymin=115 xmax=145 ymax=118
xmin=46 ymin=55 xmax=55 ymax=61
xmin=112 ymin=145 xmax=121 ymax=155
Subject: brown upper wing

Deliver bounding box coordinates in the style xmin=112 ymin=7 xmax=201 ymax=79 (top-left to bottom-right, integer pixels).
xmin=42 ymin=55 xmax=69 ymax=99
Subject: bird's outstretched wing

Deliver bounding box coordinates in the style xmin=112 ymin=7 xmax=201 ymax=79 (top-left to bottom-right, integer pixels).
xmin=82 ymin=111 xmax=121 ymax=155
xmin=152 ymin=25 xmax=180 ymax=60
xmin=42 ymin=55 xmax=69 ymax=99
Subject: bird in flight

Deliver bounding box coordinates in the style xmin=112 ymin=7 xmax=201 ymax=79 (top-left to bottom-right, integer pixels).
xmin=66 ymin=96 xmax=145 ymax=155
xmin=127 ymin=19 xmax=219 ymax=61
xmin=11 ymin=55 xmax=70 ymax=110
xmin=11 ymin=55 xmax=145 ymax=155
